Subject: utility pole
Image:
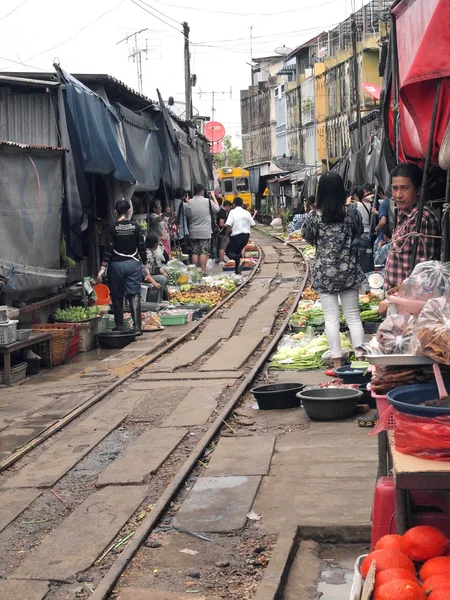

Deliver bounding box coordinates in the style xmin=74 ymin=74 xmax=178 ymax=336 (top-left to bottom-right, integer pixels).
xmin=183 ymin=22 xmax=192 ymax=121
xmin=351 ymin=16 xmax=362 ymax=149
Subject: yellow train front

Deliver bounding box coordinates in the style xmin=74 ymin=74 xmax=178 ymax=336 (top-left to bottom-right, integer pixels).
xmin=218 ymin=167 xmax=253 ymax=209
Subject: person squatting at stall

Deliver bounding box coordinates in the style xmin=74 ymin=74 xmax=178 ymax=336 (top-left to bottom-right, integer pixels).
xmin=225 ymin=196 xmax=256 ymax=274
xmin=145 ymin=232 xmax=169 ymax=302
xmin=384 ymin=163 xmax=441 ymax=290
xmin=302 ymin=172 xmax=366 ymax=371
xmin=98 ymin=199 xmax=149 ymax=334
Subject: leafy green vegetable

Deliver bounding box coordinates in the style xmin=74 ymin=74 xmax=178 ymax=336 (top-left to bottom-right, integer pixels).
xmin=54 ymin=306 xmax=99 ymax=322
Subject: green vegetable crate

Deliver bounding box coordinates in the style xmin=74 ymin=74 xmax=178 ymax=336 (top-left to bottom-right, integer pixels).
xmin=159 ymin=312 xmax=188 ymax=326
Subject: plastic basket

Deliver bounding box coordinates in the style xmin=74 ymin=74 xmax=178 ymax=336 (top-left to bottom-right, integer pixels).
xmin=0 ymin=320 xmax=18 ymax=345
xmin=0 ymin=362 xmax=27 ymax=384
xmin=31 ymin=323 xmax=76 ymax=366
xmin=159 ymin=313 xmax=188 ymax=326
xmin=369 ymin=384 xmax=396 ymax=429
xmin=16 ymin=329 xmax=32 ymax=341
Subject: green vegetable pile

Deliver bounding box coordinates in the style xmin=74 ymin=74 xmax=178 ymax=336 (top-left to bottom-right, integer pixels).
xmin=270 ymin=333 xmax=353 ymax=371
xmin=54 ymin=306 xmax=100 ymax=322
xmin=360 ymin=309 xmax=380 ymax=322
xmin=290 ymin=305 xmax=324 ymax=329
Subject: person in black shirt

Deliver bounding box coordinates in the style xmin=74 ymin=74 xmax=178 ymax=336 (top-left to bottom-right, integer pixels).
xmin=98 ymin=199 xmax=149 ymax=334
xmin=217 ymin=200 xmax=232 ymax=264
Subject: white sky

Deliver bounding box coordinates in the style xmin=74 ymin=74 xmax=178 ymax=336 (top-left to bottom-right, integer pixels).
xmin=0 ymin=0 xmax=368 ymax=147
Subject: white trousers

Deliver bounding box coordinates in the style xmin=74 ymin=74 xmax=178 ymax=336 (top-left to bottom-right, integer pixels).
xmin=320 ymin=289 xmax=365 ymax=359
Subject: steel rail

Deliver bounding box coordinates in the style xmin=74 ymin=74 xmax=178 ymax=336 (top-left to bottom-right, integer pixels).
xmin=91 ymin=236 xmax=309 ymax=600
xmin=0 ymin=251 xmax=264 ymax=473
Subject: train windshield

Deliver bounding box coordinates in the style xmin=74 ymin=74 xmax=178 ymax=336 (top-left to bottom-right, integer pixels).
xmin=236 ymin=177 xmax=249 ymax=193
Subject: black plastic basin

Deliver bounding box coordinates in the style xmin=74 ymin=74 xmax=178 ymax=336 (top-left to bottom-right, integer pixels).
xmin=297 ymin=388 xmax=363 ymax=421
xmin=97 ymin=331 xmax=136 ymax=349
xmin=333 ymin=366 xmax=371 ymax=385
xmin=251 ymin=383 xmax=305 ymax=410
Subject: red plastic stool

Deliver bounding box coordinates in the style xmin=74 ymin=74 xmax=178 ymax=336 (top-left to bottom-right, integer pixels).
xmin=371 ymin=476 xmax=396 ymax=549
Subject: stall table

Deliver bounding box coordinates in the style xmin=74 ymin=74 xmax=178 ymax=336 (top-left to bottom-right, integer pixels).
xmin=389 ymin=431 xmax=450 ymax=533
xmin=0 ymin=332 xmax=52 ymax=386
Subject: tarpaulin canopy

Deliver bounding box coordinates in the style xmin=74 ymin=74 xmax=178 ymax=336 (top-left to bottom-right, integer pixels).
xmin=58 ymin=69 xmax=135 ymax=182
xmin=117 ymin=104 xmax=162 ymax=192
xmin=391 ymin=0 xmax=450 ymax=163
xmin=0 ymin=146 xmax=67 ymax=291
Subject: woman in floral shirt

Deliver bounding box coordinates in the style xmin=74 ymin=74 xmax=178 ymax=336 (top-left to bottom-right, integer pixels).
xmin=302 ymin=172 xmax=366 ymax=369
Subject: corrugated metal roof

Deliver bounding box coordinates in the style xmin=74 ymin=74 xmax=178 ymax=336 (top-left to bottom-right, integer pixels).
xmin=0 ymin=93 xmax=59 ymax=147
xmin=0 ymin=140 xmax=66 ymax=151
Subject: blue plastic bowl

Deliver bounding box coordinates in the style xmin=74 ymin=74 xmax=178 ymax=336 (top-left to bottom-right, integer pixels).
xmin=387 ymin=384 xmax=450 ymax=417
xmin=333 ymin=366 xmax=371 ymax=385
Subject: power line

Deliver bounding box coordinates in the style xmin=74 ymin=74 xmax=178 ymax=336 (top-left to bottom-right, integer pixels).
xmin=151 ymin=0 xmax=339 ymax=17
xmin=133 ymin=0 xmax=180 ymax=25
xmin=0 ymin=54 xmax=46 ymax=71
xmin=26 ymin=0 xmax=126 ymax=61
xmin=129 ymin=0 xmax=183 ymax=35
xmin=0 ymin=0 xmax=29 ymax=21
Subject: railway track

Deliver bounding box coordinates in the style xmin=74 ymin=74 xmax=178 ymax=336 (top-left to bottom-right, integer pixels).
xmin=0 ymin=230 xmax=309 ymax=600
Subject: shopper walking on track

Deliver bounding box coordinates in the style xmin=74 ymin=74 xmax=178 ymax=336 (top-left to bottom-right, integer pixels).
xmin=98 ymin=199 xmax=149 ymax=335
xmin=189 ymin=183 xmax=220 ymax=274
xmin=302 ymin=172 xmax=366 ymax=370
xmin=226 ymin=196 xmax=256 ymax=274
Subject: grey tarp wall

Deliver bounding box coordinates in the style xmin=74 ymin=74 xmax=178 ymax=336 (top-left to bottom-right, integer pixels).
xmin=117 ymin=104 xmax=162 ymax=192
xmin=0 ymin=147 xmax=67 ymax=292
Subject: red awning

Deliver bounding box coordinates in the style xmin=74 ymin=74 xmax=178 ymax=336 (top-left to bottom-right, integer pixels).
xmin=390 ymin=0 xmax=450 ymax=164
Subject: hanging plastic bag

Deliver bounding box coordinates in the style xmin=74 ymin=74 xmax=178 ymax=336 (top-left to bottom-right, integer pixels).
xmin=206 ymin=258 xmax=215 ymax=271
xmin=393 ymin=410 xmax=450 ymax=461
xmin=397 ymin=261 xmax=450 ymax=301
xmin=376 ymin=314 xmax=415 ymax=354
xmin=412 ymin=297 xmax=450 ymax=364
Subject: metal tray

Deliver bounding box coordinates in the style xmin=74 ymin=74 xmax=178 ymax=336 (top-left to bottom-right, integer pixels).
xmin=365 ymin=354 xmax=433 ymax=366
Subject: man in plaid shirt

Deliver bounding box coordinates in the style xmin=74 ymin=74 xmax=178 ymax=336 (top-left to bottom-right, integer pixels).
xmin=385 ymin=163 xmax=441 ymax=290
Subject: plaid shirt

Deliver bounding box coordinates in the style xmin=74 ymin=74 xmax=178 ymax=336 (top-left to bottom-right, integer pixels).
xmin=385 ymin=203 xmax=440 ymax=290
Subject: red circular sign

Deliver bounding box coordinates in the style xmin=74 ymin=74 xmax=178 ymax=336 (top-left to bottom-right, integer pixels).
xmin=210 ymin=141 xmax=223 ymax=154
xmin=205 ymin=121 xmax=226 ymax=142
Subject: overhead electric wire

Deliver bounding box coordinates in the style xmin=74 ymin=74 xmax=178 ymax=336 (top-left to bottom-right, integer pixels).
xmin=129 ymin=0 xmax=183 ymax=35
xmin=150 ymin=0 xmax=339 ymax=16
xmin=26 ymin=0 xmax=126 ymax=61
xmin=132 ymin=0 xmax=180 ymax=25
xmin=0 ymin=0 xmax=29 ymax=21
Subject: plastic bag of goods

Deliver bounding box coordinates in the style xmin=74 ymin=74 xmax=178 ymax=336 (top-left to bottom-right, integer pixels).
xmin=394 ymin=411 xmax=450 ymax=461
xmin=397 ymin=261 xmax=450 ymax=301
xmin=411 ymin=297 xmax=450 ymax=364
xmin=376 ymin=314 xmax=415 ymax=354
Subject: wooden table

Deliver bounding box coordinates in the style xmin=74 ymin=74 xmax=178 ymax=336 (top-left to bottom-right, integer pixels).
xmin=389 ymin=431 xmax=450 ymax=533
xmin=0 ymin=332 xmax=52 ymax=386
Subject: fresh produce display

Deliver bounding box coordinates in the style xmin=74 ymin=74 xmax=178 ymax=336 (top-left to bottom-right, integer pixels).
xmin=270 ymin=333 xmax=352 ymax=371
xmin=137 ymin=219 xmax=148 ymax=230
xmin=302 ymin=287 xmax=319 ymax=301
xmin=302 ymin=245 xmax=316 ymax=259
xmin=360 ymin=310 xmax=380 ymax=322
xmin=360 ymin=526 xmax=450 ymax=600
xmin=169 ymin=285 xmax=228 ymax=308
xmin=290 ymin=302 xmax=324 ymax=328
xmin=142 ymin=312 xmax=162 ymax=330
xmin=54 ymin=306 xmax=99 ymax=322
xmin=288 ymin=231 xmax=303 ymax=241
xmin=359 ymin=293 xmax=382 ymax=312
xmin=244 ymin=242 xmax=258 ymax=252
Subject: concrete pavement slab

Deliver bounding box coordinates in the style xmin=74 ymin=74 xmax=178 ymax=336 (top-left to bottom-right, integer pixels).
xmin=153 ymin=338 xmax=218 ymax=369
xmin=137 ymin=371 xmax=243 ymax=381
xmin=161 ymin=387 xmax=223 ymax=427
xmin=0 ymin=580 xmax=49 ymax=600
xmin=207 ymin=436 xmax=276 ymax=476
xmin=13 ymin=485 xmax=149 ymax=581
xmin=130 ymin=380 xmax=236 ymax=390
xmin=252 ymin=476 xmax=374 ymax=534
xmin=199 ymin=318 xmax=240 ymax=339
xmin=257 ymin=265 xmax=278 ymax=278
xmin=0 ymin=488 xmax=41 ymax=532
xmin=127 ymin=388 xmax=190 ymax=423
xmin=175 ymin=476 xmax=262 ymax=532
xmin=1 ymin=391 xmax=145 ymax=489
xmin=0 ymin=422 xmax=57 ymax=457
xmin=97 ymin=427 xmax=187 ymax=485
xmin=200 ymin=336 xmax=265 ymax=371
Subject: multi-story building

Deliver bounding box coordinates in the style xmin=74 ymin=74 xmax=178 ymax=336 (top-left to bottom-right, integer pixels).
xmin=241 ymin=0 xmax=391 ymax=202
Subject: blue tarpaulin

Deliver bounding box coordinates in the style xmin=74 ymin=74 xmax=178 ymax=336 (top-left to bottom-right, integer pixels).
xmin=58 ymin=69 xmax=135 ymax=182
